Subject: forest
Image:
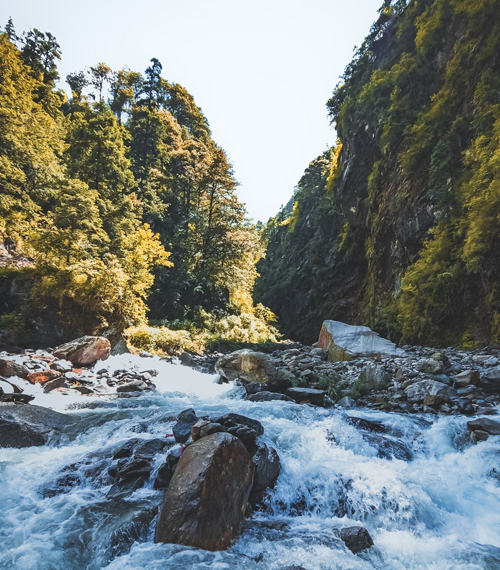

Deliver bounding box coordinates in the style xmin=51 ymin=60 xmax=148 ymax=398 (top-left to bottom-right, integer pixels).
xmin=256 ymin=0 xmax=500 ymax=347
xmin=3 ymin=0 xmax=500 ymax=351
xmin=0 ymin=20 xmax=278 ymax=351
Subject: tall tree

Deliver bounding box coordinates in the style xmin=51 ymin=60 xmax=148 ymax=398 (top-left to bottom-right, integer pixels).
xmin=88 ymin=62 xmax=111 ymax=102
xmin=110 ymin=68 xmax=142 ymax=123
xmin=4 ymin=17 xmax=17 ymax=42
xmin=66 ymin=71 xmax=88 ymax=99
xmin=66 ymin=102 xmax=136 ymax=245
xmin=0 ymin=34 xmax=65 ymax=245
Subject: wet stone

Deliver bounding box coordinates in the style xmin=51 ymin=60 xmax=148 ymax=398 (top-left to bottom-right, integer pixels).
xmin=362 ymin=432 xmax=413 ymax=461
xmin=247 ymin=391 xmax=294 ymax=402
xmin=346 ymin=416 xmax=388 ymax=433
xmin=154 ymin=432 xmax=254 ymax=551
xmin=214 ymin=413 xmax=264 ymax=450
xmin=153 ymin=448 xmax=182 ymax=490
xmin=467 ymin=418 xmax=500 ymax=435
xmin=339 ymin=526 xmax=374 ymax=553
xmin=286 ymin=387 xmax=326 ymax=406
xmin=115 ymin=457 xmax=152 ymax=481
xmin=250 ymin=442 xmax=281 ymax=506
xmin=173 ymin=408 xmax=199 ymax=444
xmin=113 ymin=438 xmax=141 ymax=460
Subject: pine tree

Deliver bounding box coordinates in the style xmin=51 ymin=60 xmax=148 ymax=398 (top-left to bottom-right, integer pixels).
xmin=4 ymin=17 xmax=17 ymax=42
xmin=66 ymin=101 xmax=136 ymax=246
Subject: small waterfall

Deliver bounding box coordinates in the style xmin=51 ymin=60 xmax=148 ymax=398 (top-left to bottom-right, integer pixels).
xmin=1 ymin=354 xmax=500 ymax=570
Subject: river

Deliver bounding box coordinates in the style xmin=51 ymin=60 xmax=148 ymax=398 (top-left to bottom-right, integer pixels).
xmin=1 ymin=354 xmax=500 ymax=570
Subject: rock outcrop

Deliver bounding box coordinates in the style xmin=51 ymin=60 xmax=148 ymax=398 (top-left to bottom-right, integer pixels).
xmin=154 ymin=432 xmax=254 ymax=551
xmin=317 ymin=321 xmax=407 ymax=362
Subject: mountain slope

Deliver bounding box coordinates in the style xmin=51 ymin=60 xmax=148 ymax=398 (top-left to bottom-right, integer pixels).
xmin=255 ymin=0 xmax=500 ymax=346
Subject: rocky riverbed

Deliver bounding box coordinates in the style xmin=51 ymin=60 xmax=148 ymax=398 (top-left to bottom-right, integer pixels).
xmin=3 ymin=330 xmax=500 ymax=423
xmin=2 ymin=344 xmax=500 ymax=569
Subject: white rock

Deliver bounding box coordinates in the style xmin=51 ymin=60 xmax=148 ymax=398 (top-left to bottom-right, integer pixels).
xmin=317 ymin=320 xmax=407 ymax=362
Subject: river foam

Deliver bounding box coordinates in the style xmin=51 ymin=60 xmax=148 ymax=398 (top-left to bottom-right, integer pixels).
xmin=1 ymin=354 xmax=500 ymax=569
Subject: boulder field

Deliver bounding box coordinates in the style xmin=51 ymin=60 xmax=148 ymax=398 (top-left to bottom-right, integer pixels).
xmin=213 ymin=321 xmax=500 ymax=417
xmin=0 ymin=335 xmax=157 ymax=400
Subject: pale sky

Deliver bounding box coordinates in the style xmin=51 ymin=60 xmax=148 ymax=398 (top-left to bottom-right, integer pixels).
xmin=1 ymin=0 xmax=381 ymax=222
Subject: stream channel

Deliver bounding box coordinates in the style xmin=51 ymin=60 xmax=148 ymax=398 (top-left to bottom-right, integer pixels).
xmin=1 ymin=354 xmax=500 ymax=570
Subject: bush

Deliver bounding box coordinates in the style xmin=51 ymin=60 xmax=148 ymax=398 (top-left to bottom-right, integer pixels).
xmin=316 ymin=374 xmax=349 ymax=400
xmin=125 ymin=305 xmax=281 ymax=355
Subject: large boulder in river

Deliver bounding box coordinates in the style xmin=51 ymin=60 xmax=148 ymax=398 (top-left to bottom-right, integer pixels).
xmin=53 ymin=336 xmax=111 ymax=366
xmin=467 ymin=418 xmax=500 ymax=435
xmin=154 ymin=432 xmax=254 ymax=551
xmin=215 ymin=349 xmax=277 ymax=384
xmin=405 ymin=379 xmax=457 ymax=404
xmin=0 ymin=403 xmax=75 ymax=448
xmin=317 ymin=320 xmax=407 ymax=362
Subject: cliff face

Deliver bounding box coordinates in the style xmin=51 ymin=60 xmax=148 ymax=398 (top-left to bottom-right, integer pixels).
xmin=255 ymin=0 xmax=500 ymax=346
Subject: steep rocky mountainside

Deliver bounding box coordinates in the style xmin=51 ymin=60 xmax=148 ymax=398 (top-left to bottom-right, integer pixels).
xmin=255 ymin=0 xmax=500 ymax=346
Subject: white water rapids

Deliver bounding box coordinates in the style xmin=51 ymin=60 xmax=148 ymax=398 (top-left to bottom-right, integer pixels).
xmin=1 ymin=354 xmax=500 ymax=570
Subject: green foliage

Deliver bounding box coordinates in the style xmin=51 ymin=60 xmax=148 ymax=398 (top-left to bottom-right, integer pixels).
xmin=0 ymin=29 xmax=275 ymax=343
xmin=125 ymin=305 xmax=280 ymax=356
xmin=0 ymin=34 xmax=65 ymax=245
xmin=258 ymin=0 xmax=500 ymax=346
xmin=0 ymin=312 xmax=25 ymax=340
xmin=316 ymin=374 xmax=348 ymax=400
xmin=288 ymin=201 xmax=300 ymax=233
xmin=350 ymin=378 xmax=371 ymax=400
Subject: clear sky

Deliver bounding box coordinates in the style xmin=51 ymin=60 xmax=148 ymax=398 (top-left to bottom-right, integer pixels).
xmin=1 ymin=0 xmax=381 ymax=222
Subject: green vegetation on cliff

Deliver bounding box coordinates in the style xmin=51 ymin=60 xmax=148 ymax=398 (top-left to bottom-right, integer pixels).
xmin=0 ymin=25 xmax=276 ymax=347
xmin=256 ymin=0 xmax=500 ymax=346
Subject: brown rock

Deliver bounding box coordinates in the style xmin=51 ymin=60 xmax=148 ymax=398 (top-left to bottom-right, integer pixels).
xmin=0 ymin=359 xmax=30 ymax=379
xmin=191 ymin=420 xmax=224 ymax=441
xmin=43 ymin=377 xmax=66 ymax=392
xmin=423 ymin=394 xmax=443 ymax=407
xmin=453 ymin=370 xmax=480 ymax=388
xmin=53 ymin=336 xmax=111 ymax=366
xmin=154 ymin=432 xmax=254 ymax=551
xmin=27 ymin=370 xmax=62 ymax=385
xmin=191 ymin=420 xmax=210 ymax=441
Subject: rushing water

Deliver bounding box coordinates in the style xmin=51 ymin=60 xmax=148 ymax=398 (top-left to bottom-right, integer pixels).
xmin=1 ymin=354 xmax=500 ymax=570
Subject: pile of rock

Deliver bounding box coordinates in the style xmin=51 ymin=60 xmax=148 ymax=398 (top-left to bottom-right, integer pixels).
xmin=216 ymin=349 xmax=328 ymax=406
xmin=0 ymin=336 xmax=158 ymax=401
xmin=155 ymin=408 xmax=281 ymax=551
xmin=211 ymin=321 xmax=500 ymax=416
